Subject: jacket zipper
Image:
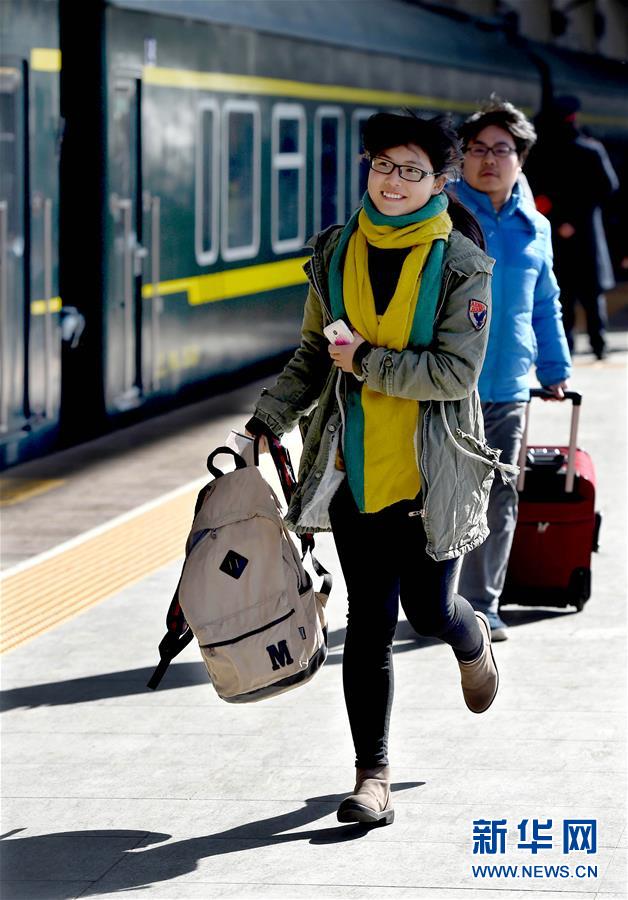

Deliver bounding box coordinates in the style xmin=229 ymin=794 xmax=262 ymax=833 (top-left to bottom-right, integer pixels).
xmin=416 ymin=269 xmax=450 ymax=530
xmin=418 ymin=402 xmax=432 ymax=535
xmin=307 ymin=253 xmax=333 ymax=322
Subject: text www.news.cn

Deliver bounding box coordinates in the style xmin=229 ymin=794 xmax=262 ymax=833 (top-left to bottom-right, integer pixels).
xmin=472 ymin=863 xmax=598 ymax=879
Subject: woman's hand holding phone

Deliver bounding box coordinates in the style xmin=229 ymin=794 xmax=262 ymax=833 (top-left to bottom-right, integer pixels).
xmin=325 ymin=319 xmax=365 ymax=373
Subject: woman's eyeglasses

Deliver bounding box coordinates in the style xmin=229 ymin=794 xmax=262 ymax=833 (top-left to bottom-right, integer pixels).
xmin=465 ymin=143 xmax=518 ymax=158
xmin=369 ymin=156 xmax=438 ymax=183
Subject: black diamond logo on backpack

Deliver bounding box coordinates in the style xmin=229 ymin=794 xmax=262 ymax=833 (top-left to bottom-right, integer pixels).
xmin=219 ymin=550 xmax=249 ymax=579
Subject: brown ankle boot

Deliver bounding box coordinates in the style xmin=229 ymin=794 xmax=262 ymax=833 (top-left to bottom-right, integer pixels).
xmin=337 ymin=765 xmax=394 ymax=825
xmin=458 ymin=612 xmax=499 ymax=713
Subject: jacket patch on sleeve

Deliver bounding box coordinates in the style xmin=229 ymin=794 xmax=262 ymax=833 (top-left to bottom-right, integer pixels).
xmin=468 ymin=299 xmax=488 ymax=331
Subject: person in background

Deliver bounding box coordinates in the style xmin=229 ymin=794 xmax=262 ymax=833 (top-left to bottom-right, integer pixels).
xmin=246 ymin=112 xmax=508 ymax=827
xmin=526 ymin=95 xmax=619 ymax=360
xmin=451 ymin=97 xmax=572 ymax=642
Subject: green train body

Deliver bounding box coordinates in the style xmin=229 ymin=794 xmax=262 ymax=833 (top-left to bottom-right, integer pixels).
xmin=1 ymin=0 xmax=627 ymax=467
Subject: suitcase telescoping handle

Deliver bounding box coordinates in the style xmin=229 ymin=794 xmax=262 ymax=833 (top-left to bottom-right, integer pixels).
xmin=517 ymin=389 xmax=582 ymax=494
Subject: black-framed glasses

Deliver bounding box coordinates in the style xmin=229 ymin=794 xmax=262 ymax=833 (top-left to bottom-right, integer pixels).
xmin=369 ymin=156 xmax=438 ymax=183
xmin=465 ymin=142 xmax=518 ymax=158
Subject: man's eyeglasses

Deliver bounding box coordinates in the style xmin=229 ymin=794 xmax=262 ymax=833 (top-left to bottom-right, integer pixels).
xmin=465 ymin=142 xmax=518 ymax=159
xmin=369 ymin=156 xmax=439 ymax=183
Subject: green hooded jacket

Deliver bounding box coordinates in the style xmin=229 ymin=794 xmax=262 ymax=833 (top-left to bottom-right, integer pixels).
xmin=252 ymin=225 xmax=516 ymax=560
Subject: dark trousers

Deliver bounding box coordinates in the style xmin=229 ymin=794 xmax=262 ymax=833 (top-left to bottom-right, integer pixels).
xmin=458 ymin=402 xmax=527 ymax=615
xmin=329 ymin=480 xmax=483 ymax=768
xmin=560 ymin=285 xmax=607 ymax=355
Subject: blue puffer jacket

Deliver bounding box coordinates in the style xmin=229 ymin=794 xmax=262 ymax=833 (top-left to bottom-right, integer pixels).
xmin=452 ymin=180 xmax=571 ymax=402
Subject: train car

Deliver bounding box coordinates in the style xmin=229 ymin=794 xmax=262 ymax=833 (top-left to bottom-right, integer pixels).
xmin=59 ymin=0 xmax=541 ymax=440
xmin=0 ymin=0 xmax=62 ymax=466
xmin=2 ymin=0 xmax=627 ymax=468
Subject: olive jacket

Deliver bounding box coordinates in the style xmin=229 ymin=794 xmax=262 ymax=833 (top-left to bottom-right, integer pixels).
xmin=251 ymin=226 xmax=516 ymax=560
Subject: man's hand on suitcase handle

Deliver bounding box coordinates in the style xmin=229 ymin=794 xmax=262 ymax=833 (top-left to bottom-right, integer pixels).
xmin=540 ymin=380 xmax=569 ymax=401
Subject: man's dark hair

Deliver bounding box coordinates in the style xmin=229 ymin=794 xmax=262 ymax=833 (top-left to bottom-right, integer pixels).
xmin=362 ymin=110 xmax=463 ymax=177
xmin=459 ymin=96 xmax=537 ymax=162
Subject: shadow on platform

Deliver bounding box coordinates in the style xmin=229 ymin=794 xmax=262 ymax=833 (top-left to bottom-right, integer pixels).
xmin=0 ymin=781 xmax=423 ymax=898
xmin=1 ymin=608 xmax=579 ymax=712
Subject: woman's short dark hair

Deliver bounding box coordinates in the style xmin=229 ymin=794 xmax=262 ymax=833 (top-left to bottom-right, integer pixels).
xmin=459 ymin=96 xmax=537 ymax=162
xmin=362 ymin=110 xmax=463 ymax=178
xmin=362 ymin=110 xmax=486 ymax=250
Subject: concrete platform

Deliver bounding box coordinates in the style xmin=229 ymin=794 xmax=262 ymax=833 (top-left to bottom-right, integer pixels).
xmin=1 ymin=328 xmax=627 ymax=899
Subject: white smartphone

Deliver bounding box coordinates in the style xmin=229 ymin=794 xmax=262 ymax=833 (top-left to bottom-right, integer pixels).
xmin=225 ymin=430 xmax=255 ymax=456
xmin=323 ymin=319 xmax=354 ymax=345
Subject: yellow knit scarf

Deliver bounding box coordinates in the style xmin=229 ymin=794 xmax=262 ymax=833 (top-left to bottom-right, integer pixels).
xmin=343 ymin=205 xmax=452 ymax=512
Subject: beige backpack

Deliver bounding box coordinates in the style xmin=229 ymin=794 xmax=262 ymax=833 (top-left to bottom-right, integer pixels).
xmin=148 ymin=442 xmax=330 ymax=702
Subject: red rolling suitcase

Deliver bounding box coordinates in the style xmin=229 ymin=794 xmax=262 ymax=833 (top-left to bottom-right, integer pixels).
xmin=501 ymin=389 xmax=601 ymax=612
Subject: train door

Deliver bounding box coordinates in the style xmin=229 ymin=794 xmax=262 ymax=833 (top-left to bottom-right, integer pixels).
xmin=107 ymin=75 xmax=145 ymax=411
xmin=0 ymin=63 xmax=27 ymax=443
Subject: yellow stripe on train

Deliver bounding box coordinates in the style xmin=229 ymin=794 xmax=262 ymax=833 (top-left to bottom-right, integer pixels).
xmin=141 ymin=256 xmax=309 ymax=306
xmin=142 ymin=66 xmax=628 ymax=128
xmin=30 ymin=49 xmax=62 ymax=72
xmin=142 ymin=67 xmax=483 ymax=113
xmin=31 ymin=297 xmax=62 ymax=315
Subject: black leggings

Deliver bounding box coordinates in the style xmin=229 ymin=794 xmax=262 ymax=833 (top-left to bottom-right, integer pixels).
xmin=329 ymin=480 xmax=483 ymax=768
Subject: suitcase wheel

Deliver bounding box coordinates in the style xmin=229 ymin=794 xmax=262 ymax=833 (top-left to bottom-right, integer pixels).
xmin=569 ymin=567 xmax=591 ymax=611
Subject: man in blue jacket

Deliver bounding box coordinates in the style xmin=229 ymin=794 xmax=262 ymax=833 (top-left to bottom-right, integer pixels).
xmin=453 ymin=98 xmax=572 ymax=641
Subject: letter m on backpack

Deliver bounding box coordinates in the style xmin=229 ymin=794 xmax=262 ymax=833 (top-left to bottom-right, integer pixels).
xmin=266 ymin=640 xmax=294 ymax=671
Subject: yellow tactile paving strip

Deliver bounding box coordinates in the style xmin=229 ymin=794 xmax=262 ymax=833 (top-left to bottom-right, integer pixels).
xmin=0 ymin=484 xmax=202 ymax=654
xmin=0 ymin=478 xmax=65 ymax=507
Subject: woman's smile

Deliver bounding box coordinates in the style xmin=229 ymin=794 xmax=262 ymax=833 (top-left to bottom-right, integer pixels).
xmin=367 ymin=143 xmax=446 ymax=216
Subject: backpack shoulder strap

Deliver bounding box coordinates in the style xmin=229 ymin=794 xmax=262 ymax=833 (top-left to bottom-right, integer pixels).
xmin=147 ymin=583 xmax=194 ymax=690
xmin=269 ymin=436 xmax=332 ymax=598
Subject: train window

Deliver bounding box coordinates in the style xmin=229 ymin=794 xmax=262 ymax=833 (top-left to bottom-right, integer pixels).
xmin=222 ymin=100 xmax=260 ymax=262
xmin=351 ymin=108 xmax=376 ymax=212
xmin=314 ymin=107 xmax=345 ymax=232
xmin=0 ymin=71 xmax=21 ymax=244
xmin=112 ymin=84 xmax=135 ymax=202
xmin=278 ymin=117 xmax=299 ymax=154
xmin=271 ymin=104 xmax=306 ymax=254
xmin=195 ymin=100 xmax=219 ymax=266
